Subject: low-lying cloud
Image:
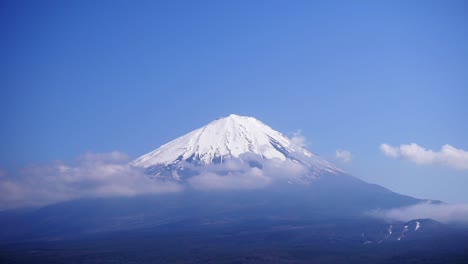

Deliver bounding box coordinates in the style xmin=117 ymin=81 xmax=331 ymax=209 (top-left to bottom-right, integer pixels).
xmin=335 ymin=149 xmax=352 ymax=163
xmin=380 ymin=143 xmax=468 ymax=170
xmin=0 ymin=152 xmax=182 ymax=210
xmin=187 ymin=157 xmax=308 ymax=191
xmin=188 ymin=168 xmax=271 ymax=191
xmin=369 ymin=202 xmax=468 ymax=224
xmin=0 ymin=151 xmax=315 ymax=209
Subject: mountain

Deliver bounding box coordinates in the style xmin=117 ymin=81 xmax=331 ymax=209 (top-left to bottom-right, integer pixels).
xmin=128 ymin=114 xmax=421 ymax=211
xmin=2 ymin=114 xmax=467 ymax=263
xmin=131 ymin=114 xmax=341 ymax=180
xmin=0 ymin=115 xmax=424 ymax=236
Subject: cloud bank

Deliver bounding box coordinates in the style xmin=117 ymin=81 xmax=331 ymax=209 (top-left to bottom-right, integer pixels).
xmin=380 ymin=143 xmax=468 ymax=170
xmin=335 ymin=149 xmax=352 ymax=163
xmin=187 ymin=157 xmax=308 ymax=191
xmin=0 ymin=151 xmax=314 ymax=209
xmin=369 ymin=202 xmax=468 ymax=224
xmin=0 ymin=152 xmax=182 ymax=210
xmin=188 ymin=168 xmax=271 ymax=191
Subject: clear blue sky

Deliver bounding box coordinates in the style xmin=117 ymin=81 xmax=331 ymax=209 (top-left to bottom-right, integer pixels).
xmin=1 ymin=0 xmax=467 ymax=202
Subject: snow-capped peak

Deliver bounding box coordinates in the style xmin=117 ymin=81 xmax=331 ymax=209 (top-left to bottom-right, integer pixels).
xmin=132 ymin=114 xmax=341 ymax=177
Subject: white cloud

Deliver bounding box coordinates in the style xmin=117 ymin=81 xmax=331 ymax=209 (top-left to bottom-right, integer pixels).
xmin=188 ymin=168 xmax=271 ymax=191
xmin=0 ymin=149 xmax=317 ymax=208
xmin=335 ymin=149 xmax=352 ymax=163
xmin=0 ymin=152 xmax=182 ymax=210
xmin=380 ymin=144 xmax=400 ymax=158
xmin=290 ymin=130 xmax=308 ymax=150
xmin=263 ymin=159 xmax=309 ymax=177
xmin=369 ymin=202 xmax=468 ymax=224
xmin=187 ymin=157 xmax=309 ymax=191
xmin=380 ymin=143 xmax=468 ymax=170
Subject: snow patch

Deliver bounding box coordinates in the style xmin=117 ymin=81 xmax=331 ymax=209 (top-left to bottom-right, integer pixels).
xmin=415 ymin=221 xmax=421 ymax=231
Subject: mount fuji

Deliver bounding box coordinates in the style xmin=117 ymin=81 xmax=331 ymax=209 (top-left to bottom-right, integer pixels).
xmin=104 ymin=114 xmax=426 ymax=216
xmin=2 ymin=115 xmax=467 ymax=264
xmin=132 ymin=114 xmax=341 ymax=182
xmin=128 ymin=114 xmax=418 ymax=209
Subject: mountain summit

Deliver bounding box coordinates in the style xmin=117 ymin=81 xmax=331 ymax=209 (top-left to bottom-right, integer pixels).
xmin=132 ymin=114 xmax=341 ymax=179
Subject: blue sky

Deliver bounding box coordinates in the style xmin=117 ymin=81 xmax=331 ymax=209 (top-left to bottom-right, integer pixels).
xmin=1 ymin=0 xmax=467 ymax=203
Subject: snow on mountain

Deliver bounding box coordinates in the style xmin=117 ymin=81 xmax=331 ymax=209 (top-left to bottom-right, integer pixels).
xmin=131 ymin=114 xmax=341 ymax=179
